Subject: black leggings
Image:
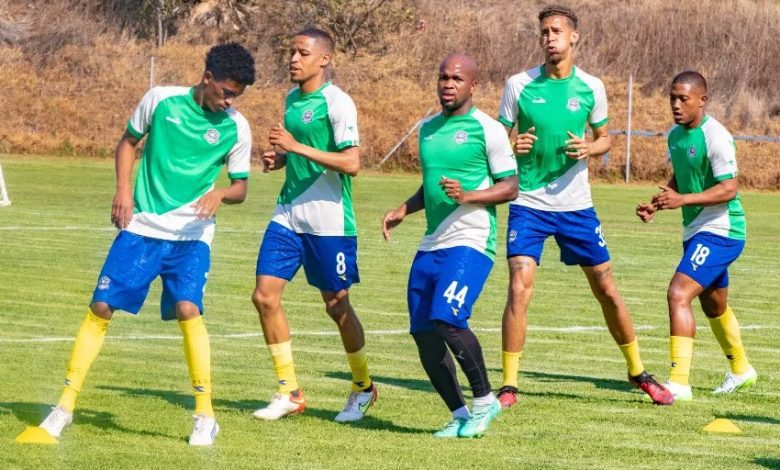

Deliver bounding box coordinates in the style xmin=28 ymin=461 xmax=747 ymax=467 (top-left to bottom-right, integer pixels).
xmin=412 ymin=321 xmax=492 ymax=411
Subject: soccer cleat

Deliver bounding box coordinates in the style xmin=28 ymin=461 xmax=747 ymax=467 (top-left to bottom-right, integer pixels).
xmin=39 ymin=406 xmax=73 ymax=439
xmin=662 ymin=380 xmax=693 ymax=401
xmin=253 ymin=389 xmax=306 ymax=420
xmin=334 ymin=384 xmax=377 ymax=422
xmin=713 ymin=366 xmax=757 ymax=394
xmin=433 ymin=418 xmax=466 ymax=438
xmin=497 ymin=385 xmax=518 ymax=409
xmin=629 ymin=371 xmax=675 ymax=405
xmin=459 ymin=400 xmax=500 ymax=438
xmin=188 ymin=415 xmax=219 ymax=446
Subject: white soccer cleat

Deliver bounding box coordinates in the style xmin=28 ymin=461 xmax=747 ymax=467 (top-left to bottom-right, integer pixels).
xmin=252 ymin=391 xmax=306 ymax=420
xmin=334 ymin=385 xmax=377 ymax=423
xmin=189 ymin=414 xmax=219 ymax=446
xmin=663 ymin=381 xmax=693 ymax=401
xmin=39 ymin=406 xmax=73 ymax=439
xmin=713 ymin=366 xmax=758 ymax=394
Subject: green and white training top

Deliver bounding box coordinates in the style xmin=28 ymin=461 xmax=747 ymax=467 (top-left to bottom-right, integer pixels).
xmin=418 ymin=107 xmax=517 ymax=260
xmin=668 ymin=115 xmax=745 ymax=241
xmin=125 ymin=86 xmax=251 ymax=246
xmin=498 ymin=65 xmax=608 ymax=211
xmin=271 ymin=82 xmax=359 ymax=236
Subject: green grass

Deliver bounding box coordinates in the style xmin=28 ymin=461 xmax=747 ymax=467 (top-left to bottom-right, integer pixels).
xmin=1 ymin=155 xmax=778 ymax=469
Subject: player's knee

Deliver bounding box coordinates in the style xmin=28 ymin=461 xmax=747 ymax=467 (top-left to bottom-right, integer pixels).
xmin=325 ymin=299 xmax=350 ymax=322
xmin=594 ymin=283 xmax=621 ymax=304
xmin=508 ymin=279 xmax=533 ymax=305
xmin=252 ymin=288 xmax=280 ymax=315
xmin=89 ymin=302 xmax=113 ymax=320
xmin=175 ymin=302 xmax=201 ymax=320
xmin=667 ymin=284 xmax=691 ymax=307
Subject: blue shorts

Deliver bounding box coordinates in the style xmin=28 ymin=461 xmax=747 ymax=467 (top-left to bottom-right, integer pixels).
xmin=256 ymin=221 xmax=359 ymax=292
xmin=677 ymin=232 xmax=744 ymax=289
xmin=506 ymin=205 xmax=611 ymax=266
xmin=407 ymin=246 xmax=493 ymax=333
xmin=91 ymin=231 xmax=210 ymax=320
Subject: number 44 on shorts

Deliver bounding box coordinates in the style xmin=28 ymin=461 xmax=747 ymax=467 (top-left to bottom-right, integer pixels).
xmin=443 ymin=281 xmax=468 ymax=316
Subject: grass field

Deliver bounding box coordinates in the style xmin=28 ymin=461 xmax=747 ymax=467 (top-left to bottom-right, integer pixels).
xmin=0 ymin=155 xmax=778 ymax=469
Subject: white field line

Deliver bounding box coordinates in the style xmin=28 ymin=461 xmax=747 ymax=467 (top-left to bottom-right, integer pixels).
xmin=1 ymin=324 xmax=777 ymax=344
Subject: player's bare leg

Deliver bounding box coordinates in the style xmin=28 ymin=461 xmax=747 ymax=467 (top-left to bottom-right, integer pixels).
xmin=584 ymin=261 xmax=673 ymax=405
xmin=498 ymin=256 xmax=537 ymax=408
xmin=252 ymin=275 xmax=306 ymax=420
xmin=322 ymin=289 xmax=376 ymax=422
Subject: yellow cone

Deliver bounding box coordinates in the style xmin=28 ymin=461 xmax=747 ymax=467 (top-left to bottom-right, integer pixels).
xmin=703 ymin=418 xmax=741 ymax=434
xmin=15 ymin=427 xmax=59 ymax=444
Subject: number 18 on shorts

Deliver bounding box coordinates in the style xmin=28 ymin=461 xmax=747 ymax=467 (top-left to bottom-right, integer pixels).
xmin=676 ymin=232 xmax=745 ymax=289
xmin=407 ymin=246 xmax=493 ymax=333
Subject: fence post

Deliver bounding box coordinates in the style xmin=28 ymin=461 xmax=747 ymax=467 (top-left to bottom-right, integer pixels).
xmin=377 ymin=107 xmax=434 ymax=168
xmin=625 ymin=74 xmax=633 ymax=183
xmin=149 ymin=56 xmax=155 ymax=89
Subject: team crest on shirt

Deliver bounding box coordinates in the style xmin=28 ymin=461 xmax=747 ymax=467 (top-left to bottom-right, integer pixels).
xmin=688 ymin=145 xmax=697 ymax=157
xmin=454 ymin=130 xmax=469 ymax=144
xmin=302 ymin=110 xmax=314 ymax=123
xmin=567 ymin=97 xmax=580 ymax=112
xmin=203 ymin=128 xmax=220 ymax=144
xmin=98 ymin=276 xmax=111 ymax=290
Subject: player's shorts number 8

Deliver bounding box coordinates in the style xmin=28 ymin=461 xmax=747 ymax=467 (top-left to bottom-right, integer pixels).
xmin=336 ymin=252 xmax=347 ymax=275
xmin=690 ymin=243 xmax=710 ymax=266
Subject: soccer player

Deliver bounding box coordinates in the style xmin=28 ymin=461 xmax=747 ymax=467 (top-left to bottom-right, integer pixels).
xmin=37 ymin=42 xmax=256 ymax=445
xmin=636 ymin=71 xmax=757 ymax=400
xmin=251 ymin=28 xmax=375 ymax=422
xmin=383 ymin=53 xmax=518 ymax=438
xmin=496 ymin=5 xmax=673 ymax=407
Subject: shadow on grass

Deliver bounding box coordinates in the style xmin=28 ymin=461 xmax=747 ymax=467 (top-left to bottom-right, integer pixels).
xmin=754 ymin=457 xmax=780 ymax=469
xmin=725 ymin=413 xmax=780 ymax=425
xmin=98 ymin=385 xmax=430 ymax=435
xmin=0 ymin=401 xmax=176 ymax=440
xmin=488 ymin=369 xmax=632 ymax=393
xmin=325 ymin=371 xmax=450 ymax=393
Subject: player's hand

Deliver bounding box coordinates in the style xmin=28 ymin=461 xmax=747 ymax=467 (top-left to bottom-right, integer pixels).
xmin=269 ymin=123 xmax=298 ymax=153
xmin=439 ymin=176 xmax=470 ymax=203
xmin=514 ymin=126 xmax=537 ymax=155
xmin=382 ymin=206 xmax=407 ymax=241
xmin=565 ymin=131 xmax=590 ymax=160
xmin=262 ymin=150 xmax=286 ymax=172
xmin=636 ymin=202 xmax=657 ymax=223
xmin=111 ymin=188 xmax=134 ymax=229
xmin=193 ymin=188 xmax=225 ymax=219
xmin=652 ymin=185 xmax=685 ymax=210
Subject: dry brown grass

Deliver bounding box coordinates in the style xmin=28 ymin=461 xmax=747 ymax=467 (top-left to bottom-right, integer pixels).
xmin=0 ymin=0 xmax=778 ymax=188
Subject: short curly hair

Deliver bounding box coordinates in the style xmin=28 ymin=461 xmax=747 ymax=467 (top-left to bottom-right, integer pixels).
xmin=672 ymin=71 xmax=708 ymax=93
xmin=205 ymin=42 xmax=256 ymax=86
xmin=538 ymin=5 xmax=578 ymax=29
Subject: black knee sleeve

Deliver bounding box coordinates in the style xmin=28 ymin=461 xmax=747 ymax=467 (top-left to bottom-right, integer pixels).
xmin=433 ymin=321 xmax=492 ymax=398
xmin=412 ymin=330 xmax=466 ymax=411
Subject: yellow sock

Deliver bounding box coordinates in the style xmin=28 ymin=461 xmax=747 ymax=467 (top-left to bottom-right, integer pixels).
xmin=669 ymin=336 xmax=694 ymax=385
xmin=346 ymin=348 xmax=371 ymax=392
xmin=502 ymin=350 xmax=523 ymax=388
xmin=268 ymin=341 xmax=298 ymax=393
xmin=58 ymin=310 xmax=110 ymax=412
xmin=179 ymin=316 xmax=213 ymax=416
xmin=618 ymin=339 xmax=645 ymax=377
xmin=708 ymin=306 xmax=750 ymax=375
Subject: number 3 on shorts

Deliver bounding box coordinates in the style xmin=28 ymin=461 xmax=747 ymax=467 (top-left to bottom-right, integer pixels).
xmin=335 ymin=252 xmax=347 ymax=276
xmin=595 ymin=225 xmax=607 ymax=247
xmin=443 ymin=281 xmax=468 ymax=308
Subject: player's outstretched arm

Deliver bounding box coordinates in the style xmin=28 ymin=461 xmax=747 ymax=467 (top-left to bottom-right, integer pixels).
xmin=269 ymin=123 xmax=359 ymax=176
xmin=439 ymin=175 xmax=518 ymax=206
xmin=382 ymin=185 xmax=424 ymax=241
xmin=193 ymin=178 xmax=248 ymax=219
xmin=111 ymin=131 xmax=140 ymax=230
